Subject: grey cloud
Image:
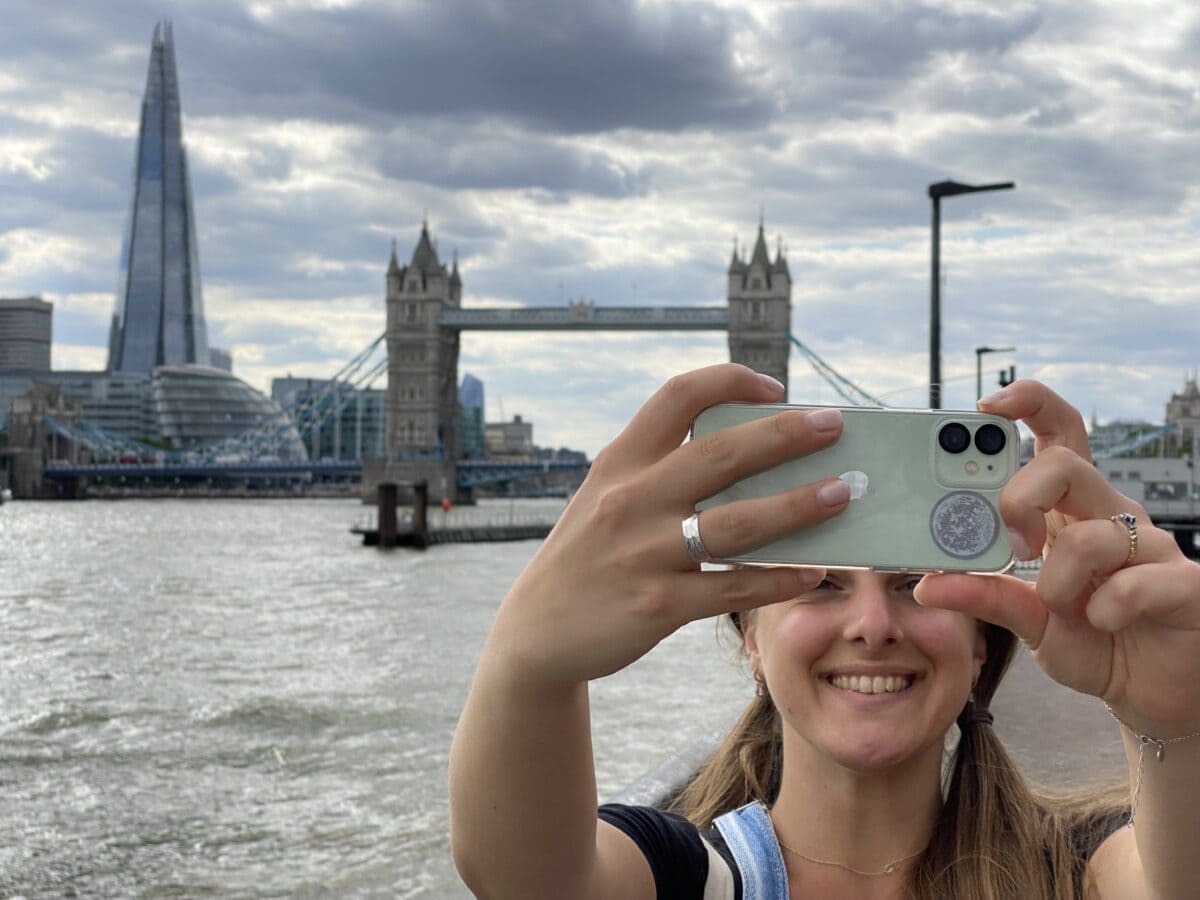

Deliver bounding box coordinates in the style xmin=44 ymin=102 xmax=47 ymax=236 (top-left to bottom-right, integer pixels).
xmin=766 ymin=2 xmax=1044 ymax=115
xmin=370 ymin=123 xmax=650 ymax=197
xmin=1 ymin=0 xmax=770 ymax=135
xmin=264 ymin=0 xmax=768 ymax=133
xmin=927 ymin=127 xmax=1200 ymax=218
xmin=1025 ymin=103 xmax=1077 ymax=129
xmin=918 ymin=56 xmax=1075 ymax=120
xmin=810 ymin=2 xmax=1043 ymax=74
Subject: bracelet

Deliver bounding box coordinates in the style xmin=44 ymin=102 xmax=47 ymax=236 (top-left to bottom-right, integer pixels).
xmin=1104 ymin=702 xmax=1200 ymax=827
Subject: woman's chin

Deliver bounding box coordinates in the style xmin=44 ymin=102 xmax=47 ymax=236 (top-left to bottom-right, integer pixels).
xmin=825 ymin=731 xmax=925 ymax=774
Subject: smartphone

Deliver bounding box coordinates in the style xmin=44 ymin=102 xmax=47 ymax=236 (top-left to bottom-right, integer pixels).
xmin=690 ymin=403 xmax=1021 ymax=573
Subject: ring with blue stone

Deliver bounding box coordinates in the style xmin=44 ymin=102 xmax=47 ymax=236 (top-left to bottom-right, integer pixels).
xmin=1110 ymin=512 xmax=1138 ymax=564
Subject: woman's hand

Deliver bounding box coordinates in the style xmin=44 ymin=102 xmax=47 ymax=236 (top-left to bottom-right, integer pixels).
xmin=915 ymin=381 xmax=1200 ymax=738
xmin=487 ymin=363 xmax=851 ymax=688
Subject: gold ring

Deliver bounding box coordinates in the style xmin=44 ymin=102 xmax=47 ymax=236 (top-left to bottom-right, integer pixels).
xmin=1110 ymin=513 xmax=1138 ymax=564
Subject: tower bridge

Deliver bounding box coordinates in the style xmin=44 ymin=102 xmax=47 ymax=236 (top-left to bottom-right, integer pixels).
xmin=437 ymin=305 xmax=730 ymax=331
xmin=366 ymin=222 xmax=793 ymax=502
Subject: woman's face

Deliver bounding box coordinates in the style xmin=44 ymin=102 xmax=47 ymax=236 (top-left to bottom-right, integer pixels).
xmin=743 ymin=571 xmax=985 ymax=774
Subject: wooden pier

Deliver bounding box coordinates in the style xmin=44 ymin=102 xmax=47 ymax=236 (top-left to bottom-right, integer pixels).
xmin=354 ymin=522 xmax=554 ymax=546
xmin=354 ymin=480 xmax=558 ymax=547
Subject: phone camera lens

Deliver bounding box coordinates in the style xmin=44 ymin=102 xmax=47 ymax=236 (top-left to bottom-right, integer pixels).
xmin=938 ymin=422 xmax=971 ymax=454
xmin=974 ymin=423 xmax=1007 ymax=456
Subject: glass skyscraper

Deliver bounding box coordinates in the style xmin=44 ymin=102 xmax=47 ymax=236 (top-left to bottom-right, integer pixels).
xmin=107 ymin=22 xmax=209 ymax=374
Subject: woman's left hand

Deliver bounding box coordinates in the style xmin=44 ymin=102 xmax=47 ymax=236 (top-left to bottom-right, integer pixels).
xmin=915 ymin=380 xmax=1200 ymax=738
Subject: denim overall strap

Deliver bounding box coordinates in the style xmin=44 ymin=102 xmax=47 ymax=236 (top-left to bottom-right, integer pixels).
xmin=713 ymin=801 xmax=789 ymax=900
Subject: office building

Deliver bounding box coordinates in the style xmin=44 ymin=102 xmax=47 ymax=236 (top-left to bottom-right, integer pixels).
xmin=271 ymin=376 xmax=385 ymax=460
xmin=107 ymin=22 xmax=210 ymax=374
xmin=486 ymin=414 xmax=534 ymax=459
xmin=0 ymin=297 xmax=52 ymax=372
xmin=155 ymin=366 xmax=304 ymax=457
xmin=458 ymin=373 xmax=486 ymax=460
xmin=209 ymin=347 xmax=232 ymax=373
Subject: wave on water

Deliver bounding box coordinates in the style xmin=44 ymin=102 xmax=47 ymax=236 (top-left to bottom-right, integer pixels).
xmin=194 ymin=697 xmax=347 ymax=733
xmin=16 ymin=706 xmax=116 ymax=735
xmin=192 ymin=696 xmax=416 ymax=740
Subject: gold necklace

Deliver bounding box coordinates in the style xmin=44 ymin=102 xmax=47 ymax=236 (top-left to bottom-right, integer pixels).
xmin=774 ymin=837 xmax=924 ymax=877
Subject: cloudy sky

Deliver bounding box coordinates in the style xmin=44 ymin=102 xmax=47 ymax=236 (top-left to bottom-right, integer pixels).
xmin=2 ymin=0 xmax=1199 ymax=454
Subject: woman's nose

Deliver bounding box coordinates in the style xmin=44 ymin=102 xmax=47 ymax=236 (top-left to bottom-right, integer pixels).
xmin=841 ymin=582 xmax=903 ymax=647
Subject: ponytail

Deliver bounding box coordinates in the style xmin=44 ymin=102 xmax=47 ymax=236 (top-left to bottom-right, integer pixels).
xmin=669 ymin=688 xmax=780 ymax=826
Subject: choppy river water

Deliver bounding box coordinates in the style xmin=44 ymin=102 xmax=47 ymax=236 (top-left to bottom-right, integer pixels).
xmin=0 ymin=498 xmax=1127 ymax=898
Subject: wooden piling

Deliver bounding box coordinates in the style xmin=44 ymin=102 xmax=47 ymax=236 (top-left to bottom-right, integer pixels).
xmin=377 ymin=482 xmax=398 ymax=547
xmin=412 ymin=480 xmax=429 ymax=548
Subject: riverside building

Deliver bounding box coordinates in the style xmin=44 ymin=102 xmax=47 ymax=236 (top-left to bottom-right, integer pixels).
xmin=0 ymin=297 xmax=52 ymax=372
xmin=0 ymin=23 xmax=296 ymax=457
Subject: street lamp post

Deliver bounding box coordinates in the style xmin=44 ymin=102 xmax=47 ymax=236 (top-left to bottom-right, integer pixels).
xmin=975 ymin=345 xmax=1015 ymax=403
xmin=928 ymin=179 xmax=1015 ymax=408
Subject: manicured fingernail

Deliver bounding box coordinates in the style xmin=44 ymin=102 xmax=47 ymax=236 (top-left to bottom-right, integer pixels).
xmin=817 ymin=478 xmax=852 ymax=508
xmin=806 ymin=408 xmax=843 ymax=433
xmin=979 ymin=385 xmax=1014 ymax=408
xmin=912 ymin=581 xmax=927 ymax=605
xmin=795 ymin=567 xmax=826 ymax=591
xmin=1007 ymin=527 xmax=1032 ymax=561
xmin=757 ymin=373 xmax=785 ymax=395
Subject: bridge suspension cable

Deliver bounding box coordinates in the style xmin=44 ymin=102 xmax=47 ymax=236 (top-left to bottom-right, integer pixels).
xmin=1092 ymin=424 xmax=1174 ymax=459
xmin=788 ymin=334 xmax=886 ymax=407
xmin=198 ymin=332 xmax=387 ymax=460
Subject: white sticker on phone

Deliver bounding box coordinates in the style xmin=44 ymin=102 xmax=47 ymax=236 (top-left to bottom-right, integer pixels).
xmin=838 ymin=470 xmax=869 ymax=501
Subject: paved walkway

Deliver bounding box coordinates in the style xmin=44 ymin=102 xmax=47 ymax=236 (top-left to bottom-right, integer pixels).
xmin=992 ymin=645 xmax=1128 ymax=790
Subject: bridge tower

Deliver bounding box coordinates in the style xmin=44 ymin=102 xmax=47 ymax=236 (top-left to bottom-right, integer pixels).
xmin=381 ymin=222 xmax=460 ymax=499
xmin=727 ymin=221 xmax=792 ymax=397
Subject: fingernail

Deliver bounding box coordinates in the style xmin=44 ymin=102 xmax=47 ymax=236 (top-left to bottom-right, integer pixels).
xmin=979 ymin=385 xmax=1014 ymax=408
xmin=1007 ymin=527 xmax=1032 ymax=561
xmin=817 ymin=478 xmax=852 ymax=508
xmin=795 ymin=567 xmax=826 ymax=592
xmin=912 ymin=578 xmax=929 ymax=605
xmin=757 ymin=373 xmax=785 ymax=395
xmin=806 ymin=408 xmax=843 ymax=433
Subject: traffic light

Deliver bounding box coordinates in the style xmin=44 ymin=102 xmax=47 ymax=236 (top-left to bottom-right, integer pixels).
xmin=999 ymin=365 xmax=1016 ymax=388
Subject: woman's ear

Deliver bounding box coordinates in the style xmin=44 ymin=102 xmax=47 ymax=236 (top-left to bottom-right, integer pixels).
xmin=742 ymin=611 xmax=761 ymax=669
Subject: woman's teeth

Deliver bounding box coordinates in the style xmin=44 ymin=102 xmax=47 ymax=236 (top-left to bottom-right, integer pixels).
xmin=829 ymin=674 xmax=914 ymax=694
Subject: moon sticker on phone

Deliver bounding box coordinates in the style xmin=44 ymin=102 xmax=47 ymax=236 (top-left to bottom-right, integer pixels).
xmin=929 ymin=491 xmax=1000 ymax=559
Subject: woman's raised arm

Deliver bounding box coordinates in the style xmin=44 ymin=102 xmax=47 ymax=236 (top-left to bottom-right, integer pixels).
xmin=448 ymin=364 xmax=851 ymax=900
xmin=916 ymin=380 xmax=1200 ymax=900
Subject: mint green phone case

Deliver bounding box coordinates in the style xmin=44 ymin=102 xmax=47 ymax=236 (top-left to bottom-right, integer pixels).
xmin=690 ymin=404 xmax=1020 ymax=573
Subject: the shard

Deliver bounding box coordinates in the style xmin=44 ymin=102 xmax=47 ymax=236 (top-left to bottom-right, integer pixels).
xmin=108 ymin=21 xmax=210 ymax=374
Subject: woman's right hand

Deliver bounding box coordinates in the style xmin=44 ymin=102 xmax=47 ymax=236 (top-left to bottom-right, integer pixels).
xmin=485 ymin=363 xmax=853 ymax=688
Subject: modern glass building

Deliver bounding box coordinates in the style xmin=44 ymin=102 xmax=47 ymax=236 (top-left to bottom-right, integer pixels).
xmin=154 ymin=366 xmax=304 ymax=458
xmin=1 ymin=26 xmax=308 ymax=466
xmin=458 ymin=373 xmax=486 ymax=460
xmin=108 ymin=22 xmax=210 ymax=374
xmin=0 ymin=371 xmax=156 ymax=438
xmin=2 ymin=367 xmax=300 ymax=457
xmin=271 ymin=377 xmax=385 ymax=460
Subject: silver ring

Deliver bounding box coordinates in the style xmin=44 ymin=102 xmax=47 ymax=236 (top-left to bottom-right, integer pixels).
xmin=1110 ymin=513 xmax=1138 ymax=564
xmin=681 ymin=512 xmax=714 ymax=563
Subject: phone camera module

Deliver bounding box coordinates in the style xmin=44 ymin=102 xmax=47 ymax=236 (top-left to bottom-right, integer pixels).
xmin=938 ymin=422 xmax=971 ymax=454
xmin=974 ymin=423 xmax=1007 ymax=456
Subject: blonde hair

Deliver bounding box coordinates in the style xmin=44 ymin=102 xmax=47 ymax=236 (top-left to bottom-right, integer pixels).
xmin=670 ymin=620 xmax=1128 ymax=899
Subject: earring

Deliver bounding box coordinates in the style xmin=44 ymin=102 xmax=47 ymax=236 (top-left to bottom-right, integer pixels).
xmin=754 ymin=671 xmax=768 ymax=698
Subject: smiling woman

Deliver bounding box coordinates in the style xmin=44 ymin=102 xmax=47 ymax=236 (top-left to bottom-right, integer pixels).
xmin=667 ymin=572 xmax=1127 ymax=899
xmin=449 ymin=363 xmax=1200 ymax=900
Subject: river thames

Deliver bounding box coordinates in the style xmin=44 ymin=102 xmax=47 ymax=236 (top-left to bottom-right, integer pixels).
xmin=1 ymin=498 xmax=1128 ymax=898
